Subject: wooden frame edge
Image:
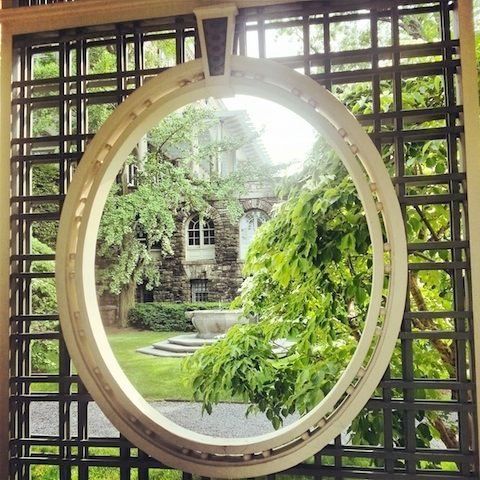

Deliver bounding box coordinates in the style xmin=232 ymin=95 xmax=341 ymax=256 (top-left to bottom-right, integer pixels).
xmin=457 ymin=0 xmax=480 ymax=470
xmin=0 ymin=0 xmax=310 ymax=36
xmin=0 ymin=22 xmax=11 ymax=480
xmin=55 ymin=54 xmax=407 ymax=478
xmin=0 ymin=0 xmax=476 ymax=476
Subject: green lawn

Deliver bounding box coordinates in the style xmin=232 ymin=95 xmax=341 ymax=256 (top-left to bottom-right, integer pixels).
xmin=30 ymin=328 xmax=236 ymax=402
xmin=107 ymin=329 xmax=193 ymax=401
xmin=30 ymin=330 xmax=191 ymax=398
xmin=31 ymin=446 xmax=183 ymax=480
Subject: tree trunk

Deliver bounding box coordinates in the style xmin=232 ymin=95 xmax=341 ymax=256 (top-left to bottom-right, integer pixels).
xmin=118 ymin=281 xmax=136 ymax=327
xmin=408 ymin=271 xmax=466 ymax=452
xmin=409 ymin=272 xmax=456 ymax=368
xmin=428 ymin=414 xmax=459 ymax=449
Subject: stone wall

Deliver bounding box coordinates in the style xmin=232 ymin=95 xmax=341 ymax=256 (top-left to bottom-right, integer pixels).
xmin=151 ymin=196 xmax=277 ymax=303
xmin=98 ymin=194 xmax=278 ymax=309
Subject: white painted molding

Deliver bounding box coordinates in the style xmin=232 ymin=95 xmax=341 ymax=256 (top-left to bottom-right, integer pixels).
xmin=55 ymin=55 xmax=408 ymax=477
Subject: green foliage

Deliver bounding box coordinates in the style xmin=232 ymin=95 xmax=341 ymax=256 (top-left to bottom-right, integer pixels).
xmin=97 ymin=103 xmax=271 ymax=298
xmin=128 ymin=302 xmax=230 ymax=332
xmin=88 ymin=103 xmax=116 ymax=133
xmin=31 ymin=237 xmax=57 ymax=314
xmin=88 ymin=45 xmax=117 ymax=74
xmin=31 ymin=164 xmax=59 ymax=195
xmin=30 ymin=445 xmax=182 ymax=480
xmin=33 ymin=52 xmax=59 ymax=79
xmin=31 ymin=164 xmax=60 ymax=249
xmin=324 ymin=21 xmax=460 ymax=454
xmin=183 ymin=16 xmax=462 ymax=452
xmin=30 ymin=238 xmax=59 ymax=373
xmin=143 ymin=38 xmax=177 ymax=69
xmin=184 ymin=145 xmax=372 ymax=428
xmin=30 ymin=335 xmax=58 ymax=374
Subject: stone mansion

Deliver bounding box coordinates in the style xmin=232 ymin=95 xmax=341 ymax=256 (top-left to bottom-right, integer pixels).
xmin=138 ymin=101 xmax=278 ymax=304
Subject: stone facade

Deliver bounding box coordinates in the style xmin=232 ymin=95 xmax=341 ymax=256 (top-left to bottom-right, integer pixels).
xmin=142 ymin=195 xmax=277 ymax=303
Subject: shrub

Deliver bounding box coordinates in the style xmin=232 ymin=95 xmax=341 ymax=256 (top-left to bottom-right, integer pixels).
xmin=128 ymin=302 xmax=230 ymax=332
xmin=31 ymin=237 xmax=59 ymax=373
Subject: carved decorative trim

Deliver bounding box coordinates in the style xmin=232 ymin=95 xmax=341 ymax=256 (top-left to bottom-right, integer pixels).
xmin=55 ymin=55 xmax=408 ymax=478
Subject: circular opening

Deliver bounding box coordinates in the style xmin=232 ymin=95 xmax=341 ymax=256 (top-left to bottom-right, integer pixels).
xmin=95 ymin=94 xmax=374 ymax=439
xmin=56 ymin=56 xmax=407 ymax=477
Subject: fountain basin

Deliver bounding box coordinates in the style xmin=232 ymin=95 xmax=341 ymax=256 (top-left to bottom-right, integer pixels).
xmin=186 ymin=309 xmax=246 ymax=339
xmin=137 ymin=310 xmax=293 ymax=358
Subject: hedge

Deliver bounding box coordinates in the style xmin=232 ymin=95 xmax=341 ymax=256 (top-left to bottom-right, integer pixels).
xmin=128 ymin=302 xmax=230 ymax=332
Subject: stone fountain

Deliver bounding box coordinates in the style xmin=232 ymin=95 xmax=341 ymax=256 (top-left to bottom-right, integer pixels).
xmin=137 ymin=309 xmax=246 ymax=357
xmin=187 ymin=309 xmax=246 ymax=338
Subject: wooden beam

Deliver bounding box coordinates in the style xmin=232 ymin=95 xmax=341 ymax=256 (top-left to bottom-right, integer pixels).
xmin=0 ymin=0 xmax=306 ymax=35
xmin=0 ymin=22 xmax=11 ymax=480
xmin=457 ymin=0 xmax=480 ymax=470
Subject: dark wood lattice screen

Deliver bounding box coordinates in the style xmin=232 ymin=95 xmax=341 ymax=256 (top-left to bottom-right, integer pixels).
xmin=9 ymin=0 xmax=476 ymax=478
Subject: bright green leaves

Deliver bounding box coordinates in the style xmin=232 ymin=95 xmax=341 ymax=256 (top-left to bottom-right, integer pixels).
xmin=340 ymin=232 xmax=356 ymax=253
xmin=97 ymin=103 xmax=270 ymax=301
xmin=184 ymin=148 xmax=372 ymax=429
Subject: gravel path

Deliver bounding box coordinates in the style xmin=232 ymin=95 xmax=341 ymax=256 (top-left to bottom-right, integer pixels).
xmin=28 ymin=402 xmax=449 ymax=449
xmin=30 ymin=401 xmax=299 ymax=438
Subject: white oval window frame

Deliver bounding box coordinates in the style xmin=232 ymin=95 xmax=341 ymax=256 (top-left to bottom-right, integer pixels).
xmin=56 ymin=55 xmax=408 ymax=478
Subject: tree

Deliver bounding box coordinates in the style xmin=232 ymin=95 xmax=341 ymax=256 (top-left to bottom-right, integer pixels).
xmin=183 ymin=11 xmax=471 ymax=461
xmin=30 ymin=238 xmax=58 ymax=373
xmin=184 ymin=119 xmax=459 ymax=453
xmin=29 ymin=42 xmax=277 ymax=327
xmin=185 ymin=143 xmax=371 ymax=428
xmin=96 ymin=102 xmax=271 ymax=325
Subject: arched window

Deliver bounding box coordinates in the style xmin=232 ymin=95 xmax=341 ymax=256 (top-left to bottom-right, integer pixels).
xmin=239 ymin=209 xmax=269 ymax=260
xmin=186 ymin=215 xmax=215 ymax=261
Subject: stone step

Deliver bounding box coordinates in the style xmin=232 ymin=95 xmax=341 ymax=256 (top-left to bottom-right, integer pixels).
xmin=167 ymin=334 xmax=218 ymax=347
xmin=152 ymin=341 xmax=199 ymax=353
xmin=137 ymin=337 xmax=296 ymax=359
xmin=136 ymin=346 xmax=189 ymax=358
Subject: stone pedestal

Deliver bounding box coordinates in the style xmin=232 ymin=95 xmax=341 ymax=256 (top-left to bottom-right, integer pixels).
xmin=186 ymin=309 xmax=245 ymax=339
xmin=137 ymin=309 xmax=247 ymax=357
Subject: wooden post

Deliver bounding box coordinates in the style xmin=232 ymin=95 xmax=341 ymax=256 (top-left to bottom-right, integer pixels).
xmin=457 ymin=0 xmax=480 ymax=469
xmin=0 ymin=20 xmax=12 ymax=480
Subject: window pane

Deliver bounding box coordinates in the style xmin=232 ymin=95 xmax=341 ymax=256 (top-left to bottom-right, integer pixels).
xmin=191 ymin=279 xmax=208 ymax=302
xmin=203 ymin=219 xmax=215 ymax=245
xmin=239 ymin=209 xmax=269 ymax=260
xmin=188 ymin=215 xmax=201 ymax=245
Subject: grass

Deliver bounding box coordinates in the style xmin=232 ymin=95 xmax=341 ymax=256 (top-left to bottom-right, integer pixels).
xmin=30 ymin=329 xmax=192 ymax=400
xmin=30 ymin=446 xmax=183 ymax=480
xmin=107 ymin=328 xmax=242 ymax=402
xmin=30 ymin=327 xmax=238 ymax=402
xmin=107 ymin=329 xmax=194 ymax=401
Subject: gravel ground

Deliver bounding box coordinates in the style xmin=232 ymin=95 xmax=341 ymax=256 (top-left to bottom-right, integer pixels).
xmin=30 ymin=401 xmax=299 ymax=438
xmin=28 ymin=402 xmax=449 ymax=449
